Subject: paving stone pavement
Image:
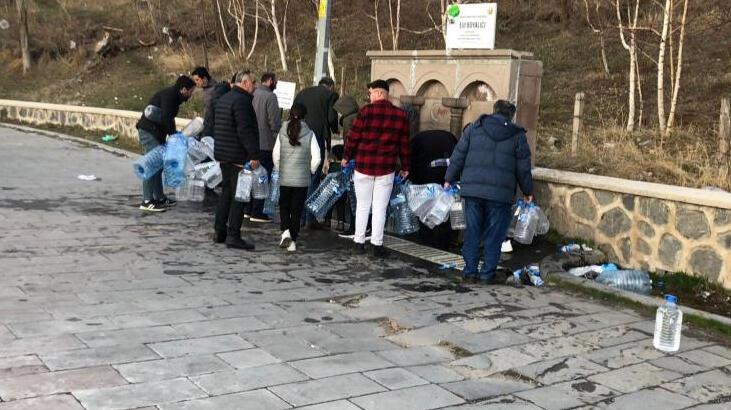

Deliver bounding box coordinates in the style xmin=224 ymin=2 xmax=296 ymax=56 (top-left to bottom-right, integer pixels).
xmin=0 ymin=126 xmax=729 ymax=409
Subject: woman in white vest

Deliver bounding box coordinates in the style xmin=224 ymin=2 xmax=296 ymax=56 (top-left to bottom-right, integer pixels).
xmin=273 ymin=103 xmax=322 ymax=251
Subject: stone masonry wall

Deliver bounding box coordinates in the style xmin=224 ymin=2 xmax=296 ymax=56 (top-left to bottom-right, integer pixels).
xmin=535 ymin=181 xmax=731 ymax=288
xmin=0 ymin=100 xmax=188 ymax=145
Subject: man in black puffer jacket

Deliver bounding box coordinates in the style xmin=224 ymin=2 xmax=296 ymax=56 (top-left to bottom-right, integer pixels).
xmin=136 ymin=75 xmax=196 ymax=212
xmin=212 ymin=69 xmax=260 ymax=250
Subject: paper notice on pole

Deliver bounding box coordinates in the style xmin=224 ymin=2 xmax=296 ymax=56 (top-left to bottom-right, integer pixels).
xmin=318 ymin=0 xmax=328 ymax=18
xmin=274 ymin=81 xmax=297 ymax=110
xmin=446 ymin=3 xmax=497 ymax=50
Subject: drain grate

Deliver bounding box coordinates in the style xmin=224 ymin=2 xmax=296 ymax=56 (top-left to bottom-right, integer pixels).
xmin=383 ymin=235 xmax=465 ymax=270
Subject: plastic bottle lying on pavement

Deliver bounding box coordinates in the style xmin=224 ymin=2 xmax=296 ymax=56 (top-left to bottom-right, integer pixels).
xmin=560 ymin=243 xmax=594 ymax=253
xmin=512 ymin=265 xmax=544 ymax=286
xmin=568 ymin=263 xmax=618 ymax=278
xmin=595 ymin=269 xmax=652 ymax=295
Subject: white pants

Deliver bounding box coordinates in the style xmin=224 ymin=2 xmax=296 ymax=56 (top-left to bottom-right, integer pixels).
xmin=354 ymin=171 xmax=394 ymax=246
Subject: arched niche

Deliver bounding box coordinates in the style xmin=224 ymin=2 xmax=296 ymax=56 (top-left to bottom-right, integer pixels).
xmin=387 ymin=79 xmax=406 ymax=107
xmin=460 ymin=81 xmax=497 ymax=130
xmin=417 ymin=80 xmax=450 ymax=132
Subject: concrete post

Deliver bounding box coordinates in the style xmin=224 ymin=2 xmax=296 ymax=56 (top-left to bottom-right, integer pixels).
xmin=572 ymin=92 xmax=585 ymax=156
xmin=442 ymin=97 xmax=470 ymax=138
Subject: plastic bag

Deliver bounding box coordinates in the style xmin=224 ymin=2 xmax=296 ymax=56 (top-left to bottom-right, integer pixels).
xmin=421 ymin=187 xmax=456 ymax=229
xmin=407 ymin=183 xmax=441 ymax=218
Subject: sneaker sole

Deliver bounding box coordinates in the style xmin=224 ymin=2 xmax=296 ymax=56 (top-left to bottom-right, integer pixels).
xmin=280 ymin=237 xmax=292 ymax=249
xmin=250 ymin=218 xmax=272 ymax=223
xmin=139 ymin=206 xmax=166 ymax=212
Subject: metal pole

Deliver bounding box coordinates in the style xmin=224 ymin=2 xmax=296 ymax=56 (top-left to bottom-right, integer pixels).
xmin=313 ymin=0 xmax=332 ymax=85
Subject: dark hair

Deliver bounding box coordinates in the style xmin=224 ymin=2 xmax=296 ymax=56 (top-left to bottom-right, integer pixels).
xmin=175 ymin=75 xmax=196 ymax=90
xmin=287 ymin=103 xmax=308 ymax=146
xmin=331 ymin=144 xmax=344 ymax=161
xmin=493 ymin=99 xmax=517 ymax=120
xmin=190 ymin=67 xmax=211 ymax=80
xmin=261 ymin=71 xmax=276 ymax=83
xmin=318 ymin=77 xmax=335 ymax=87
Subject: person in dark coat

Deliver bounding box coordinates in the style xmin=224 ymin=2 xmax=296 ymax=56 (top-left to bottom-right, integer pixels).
xmin=410 ymin=129 xmax=458 ymax=250
xmin=333 ymin=94 xmax=359 ymax=144
xmin=136 ymin=75 xmax=196 ymax=212
xmin=212 ymin=69 xmax=260 ymax=250
xmin=445 ymin=100 xmax=534 ymax=282
xmin=293 ymin=77 xmax=339 ymax=229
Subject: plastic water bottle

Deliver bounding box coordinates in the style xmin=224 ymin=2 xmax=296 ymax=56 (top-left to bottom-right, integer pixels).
xmin=163 ymin=133 xmax=188 ymax=187
xmin=263 ymin=170 xmax=280 ymax=215
xmin=506 ymin=200 xmax=525 ymax=238
xmin=450 ymin=199 xmax=466 ymax=230
xmin=513 ymin=203 xmax=539 ymax=245
xmin=235 ymin=169 xmax=253 ymax=202
xmin=175 ymin=178 xmax=205 ymax=202
xmin=251 ymin=166 xmax=269 ymax=199
xmin=133 ymin=145 xmax=165 ymax=180
xmin=422 ymin=188 xmax=455 ymax=229
xmin=595 ymin=270 xmax=652 ymax=295
xmin=535 ymin=206 xmax=550 ymax=235
xmin=187 ymin=138 xmax=209 ymax=164
xmin=181 ymin=117 xmax=204 ymax=138
xmin=200 ymin=136 xmax=215 ymax=160
xmin=305 ymin=173 xmax=347 ymax=220
xmin=653 ymin=295 xmax=683 ymax=352
xmin=201 ymin=162 xmax=222 ymax=189
xmin=407 ymin=183 xmax=441 ymax=218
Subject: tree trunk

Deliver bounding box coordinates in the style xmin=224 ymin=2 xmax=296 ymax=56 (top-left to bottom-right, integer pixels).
xmin=627 ymin=33 xmax=636 ymax=132
xmin=657 ymin=0 xmax=671 ymax=133
xmin=216 ymin=0 xmax=237 ymax=58
xmin=388 ymin=0 xmax=401 ymax=50
xmin=246 ymin=0 xmax=259 ymax=60
xmin=16 ymin=0 xmax=30 ymax=74
xmin=201 ymin=0 xmax=209 ymax=67
xmin=373 ymin=0 xmax=384 ymax=51
xmin=599 ymin=32 xmax=610 ymax=76
xmin=270 ymin=0 xmax=288 ymax=71
xmin=636 ymin=51 xmax=643 ymax=128
xmin=665 ymin=0 xmax=688 ymax=136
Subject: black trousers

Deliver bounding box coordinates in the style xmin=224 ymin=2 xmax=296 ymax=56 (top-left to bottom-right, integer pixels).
xmin=279 ymin=186 xmax=308 ymax=241
xmin=215 ymin=163 xmax=245 ymax=238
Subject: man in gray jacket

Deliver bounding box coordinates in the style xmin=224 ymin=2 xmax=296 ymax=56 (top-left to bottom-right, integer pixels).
xmin=445 ymin=100 xmax=534 ymax=282
xmin=250 ymin=72 xmax=282 ymax=222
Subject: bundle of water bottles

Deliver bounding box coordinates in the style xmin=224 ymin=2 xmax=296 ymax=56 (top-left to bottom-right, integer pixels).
xmin=305 ymin=161 xmax=355 ymax=221
xmin=234 ymin=163 xmax=269 ymax=203
xmin=506 ymin=199 xmax=550 ymax=245
xmin=403 ymin=183 xmax=465 ymax=231
xmin=385 ymin=177 xmax=420 ymax=236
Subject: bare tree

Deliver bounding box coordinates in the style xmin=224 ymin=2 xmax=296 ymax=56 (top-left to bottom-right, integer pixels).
xmin=616 ymin=0 xmax=641 ymax=131
xmin=227 ymin=0 xmax=247 ymax=57
xmin=582 ymin=0 xmax=610 ymax=76
xmin=16 ymin=0 xmax=30 ymax=74
xmin=657 ymin=0 xmax=671 ymax=133
xmin=251 ymin=0 xmax=289 ymax=71
xmin=665 ymin=0 xmax=689 ymax=136
xmin=387 ymin=0 xmax=401 ymax=50
xmin=215 ymin=0 xmax=237 ymax=58
xmin=366 ymin=0 xmax=384 ymax=51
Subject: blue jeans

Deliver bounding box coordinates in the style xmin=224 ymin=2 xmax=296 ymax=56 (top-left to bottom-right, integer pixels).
xmin=138 ymin=129 xmax=164 ymax=202
xmin=462 ymin=197 xmax=512 ymax=279
xmin=247 ymin=150 xmax=274 ymax=217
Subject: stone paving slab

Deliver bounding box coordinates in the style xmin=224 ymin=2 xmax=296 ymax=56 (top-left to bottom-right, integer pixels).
xmin=1 ymin=127 xmax=730 ymax=409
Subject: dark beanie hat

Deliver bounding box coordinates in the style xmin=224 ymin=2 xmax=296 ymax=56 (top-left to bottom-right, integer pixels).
xmin=367 ymin=79 xmax=389 ymax=91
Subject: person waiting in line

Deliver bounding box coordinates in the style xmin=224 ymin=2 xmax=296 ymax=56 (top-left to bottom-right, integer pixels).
xmin=136 ymin=75 xmax=196 ymax=212
xmin=444 ymin=100 xmax=534 ymax=282
xmin=342 ymin=80 xmax=410 ymax=258
xmin=190 ymin=67 xmax=231 ymax=141
xmin=409 ymin=129 xmax=458 ymax=250
xmin=212 ymin=70 xmax=260 ymax=250
xmin=250 ymin=71 xmax=282 ymax=223
xmin=273 ymin=104 xmax=321 ymax=252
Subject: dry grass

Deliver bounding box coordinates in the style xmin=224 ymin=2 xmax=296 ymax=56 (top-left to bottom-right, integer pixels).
xmin=537 ymin=124 xmax=731 ymax=191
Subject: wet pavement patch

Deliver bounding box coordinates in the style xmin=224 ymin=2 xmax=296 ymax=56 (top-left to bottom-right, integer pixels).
xmin=392 ymin=281 xmax=472 ymax=293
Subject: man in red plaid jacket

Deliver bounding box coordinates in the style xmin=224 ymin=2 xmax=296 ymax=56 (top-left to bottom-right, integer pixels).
xmin=342 ymin=80 xmax=410 ymax=257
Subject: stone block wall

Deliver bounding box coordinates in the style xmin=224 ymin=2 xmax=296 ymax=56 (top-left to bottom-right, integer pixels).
xmin=0 ymin=99 xmax=189 ymax=145
xmin=534 ymin=169 xmax=731 ymax=288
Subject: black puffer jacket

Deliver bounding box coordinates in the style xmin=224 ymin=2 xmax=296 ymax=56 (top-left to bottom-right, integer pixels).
xmin=136 ymin=86 xmax=185 ymax=144
xmin=213 ymin=87 xmax=260 ymax=164
xmin=203 ymin=81 xmax=231 ymax=138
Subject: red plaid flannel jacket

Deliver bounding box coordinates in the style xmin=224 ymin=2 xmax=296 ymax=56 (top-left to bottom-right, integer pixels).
xmin=343 ymin=99 xmax=410 ymax=176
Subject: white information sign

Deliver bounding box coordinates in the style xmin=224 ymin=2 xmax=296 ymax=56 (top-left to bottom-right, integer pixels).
xmin=445 ymin=3 xmax=497 ymax=50
xmin=274 ymin=81 xmax=297 ymax=110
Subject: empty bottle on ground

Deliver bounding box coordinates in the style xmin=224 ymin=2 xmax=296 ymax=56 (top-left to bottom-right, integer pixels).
xmin=653 ymin=294 xmax=683 ymax=352
xmin=595 ymin=269 xmax=652 ymax=295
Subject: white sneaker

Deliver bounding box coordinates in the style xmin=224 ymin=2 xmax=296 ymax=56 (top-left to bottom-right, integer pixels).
xmin=280 ymin=230 xmax=292 ymax=248
xmin=501 ymin=240 xmax=513 ymax=253
xmin=287 ymin=241 xmax=296 ymax=252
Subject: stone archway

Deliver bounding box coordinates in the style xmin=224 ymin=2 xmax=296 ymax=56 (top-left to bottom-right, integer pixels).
xmin=460 ymin=81 xmax=497 ymax=130
xmin=387 ymin=79 xmax=406 ymax=107
xmin=417 ymin=80 xmax=450 ymax=132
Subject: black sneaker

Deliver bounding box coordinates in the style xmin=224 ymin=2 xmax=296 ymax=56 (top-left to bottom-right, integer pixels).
xmin=158 ymin=198 xmax=177 ymax=208
xmin=139 ymin=201 xmax=166 ymax=212
xmin=352 ymin=243 xmax=366 ymax=255
xmin=226 ymin=238 xmax=255 ymax=250
xmin=372 ymin=245 xmax=389 ymax=258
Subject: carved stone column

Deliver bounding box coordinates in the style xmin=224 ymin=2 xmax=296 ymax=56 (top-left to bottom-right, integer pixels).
xmin=441 ymin=97 xmax=470 ymax=137
xmin=400 ymin=95 xmax=425 ymax=135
